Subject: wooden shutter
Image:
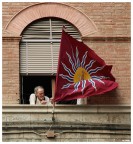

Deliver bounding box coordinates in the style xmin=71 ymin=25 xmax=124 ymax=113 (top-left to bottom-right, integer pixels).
xmin=20 ymin=18 xmax=81 ymax=75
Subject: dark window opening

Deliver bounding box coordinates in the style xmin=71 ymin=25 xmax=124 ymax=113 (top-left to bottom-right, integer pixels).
xmin=20 ymin=17 xmax=81 ymax=105
xmin=21 ymin=76 xmax=52 ymax=104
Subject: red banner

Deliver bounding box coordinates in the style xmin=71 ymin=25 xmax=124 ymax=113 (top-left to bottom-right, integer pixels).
xmin=54 ymin=30 xmax=118 ymax=102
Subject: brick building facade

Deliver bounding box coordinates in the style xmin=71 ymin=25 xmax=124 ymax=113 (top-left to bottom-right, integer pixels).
xmin=2 ymin=2 xmax=131 ymax=142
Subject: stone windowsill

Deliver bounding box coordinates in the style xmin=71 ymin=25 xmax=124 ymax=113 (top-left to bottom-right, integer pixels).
xmin=2 ymin=104 xmax=131 ymax=114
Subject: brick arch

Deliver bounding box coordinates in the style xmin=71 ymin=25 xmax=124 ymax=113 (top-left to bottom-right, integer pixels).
xmin=5 ymin=2 xmax=97 ymax=37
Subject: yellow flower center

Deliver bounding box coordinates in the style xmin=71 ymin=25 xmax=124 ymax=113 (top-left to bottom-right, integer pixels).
xmin=74 ymin=67 xmax=91 ymax=83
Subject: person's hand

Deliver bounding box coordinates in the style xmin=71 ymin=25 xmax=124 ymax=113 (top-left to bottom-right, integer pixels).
xmin=40 ymin=100 xmax=47 ymax=104
xmin=50 ymin=97 xmax=54 ymax=104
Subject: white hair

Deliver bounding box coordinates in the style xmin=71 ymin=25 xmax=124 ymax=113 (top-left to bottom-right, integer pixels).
xmin=34 ymin=86 xmax=44 ymax=94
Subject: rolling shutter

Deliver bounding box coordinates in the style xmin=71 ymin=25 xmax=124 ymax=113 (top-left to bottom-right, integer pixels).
xmin=20 ymin=18 xmax=81 ymax=75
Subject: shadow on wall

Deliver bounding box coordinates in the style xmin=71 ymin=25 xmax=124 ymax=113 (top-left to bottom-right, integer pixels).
xmin=87 ymin=89 xmax=121 ymax=104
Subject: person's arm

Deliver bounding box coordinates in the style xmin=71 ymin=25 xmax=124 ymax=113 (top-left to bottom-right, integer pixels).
xmin=29 ymin=93 xmax=36 ymax=105
xmin=50 ymin=97 xmax=54 ymax=104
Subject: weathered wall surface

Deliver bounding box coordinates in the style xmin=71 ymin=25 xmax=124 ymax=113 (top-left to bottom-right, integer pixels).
xmin=2 ymin=105 xmax=131 ymax=142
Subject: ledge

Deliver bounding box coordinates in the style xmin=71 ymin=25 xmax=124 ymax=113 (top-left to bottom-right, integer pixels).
xmin=3 ymin=123 xmax=130 ymax=131
xmin=3 ymin=104 xmax=131 ymax=134
xmin=2 ymin=104 xmax=131 ymax=114
xmin=2 ymin=36 xmax=22 ymax=41
xmin=2 ymin=36 xmax=130 ymax=42
xmin=82 ymin=36 xmax=131 ymax=42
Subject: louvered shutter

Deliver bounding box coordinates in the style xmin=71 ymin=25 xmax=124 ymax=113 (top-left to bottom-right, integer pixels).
xmin=20 ymin=18 xmax=81 ymax=75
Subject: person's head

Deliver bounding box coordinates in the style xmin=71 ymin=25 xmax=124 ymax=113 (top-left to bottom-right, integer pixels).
xmin=34 ymin=86 xmax=45 ymax=100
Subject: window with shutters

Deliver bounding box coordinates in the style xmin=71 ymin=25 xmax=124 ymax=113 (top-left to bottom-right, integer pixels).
xmin=20 ymin=17 xmax=81 ymax=104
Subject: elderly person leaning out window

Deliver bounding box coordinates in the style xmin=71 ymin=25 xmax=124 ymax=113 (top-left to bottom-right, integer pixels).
xmin=29 ymin=86 xmax=51 ymax=105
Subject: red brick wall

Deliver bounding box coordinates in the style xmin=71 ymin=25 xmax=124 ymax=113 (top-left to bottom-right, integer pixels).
xmin=67 ymin=2 xmax=131 ymax=37
xmin=2 ymin=2 xmax=131 ymax=104
xmin=2 ymin=2 xmax=130 ymax=36
xmin=84 ymin=39 xmax=130 ymax=104
xmin=2 ymin=2 xmax=37 ymax=34
xmin=2 ymin=37 xmax=21 ymax=104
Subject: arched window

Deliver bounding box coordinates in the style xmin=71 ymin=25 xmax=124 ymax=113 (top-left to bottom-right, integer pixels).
xmin=20 ymin=17 xmax=81 ymax=104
